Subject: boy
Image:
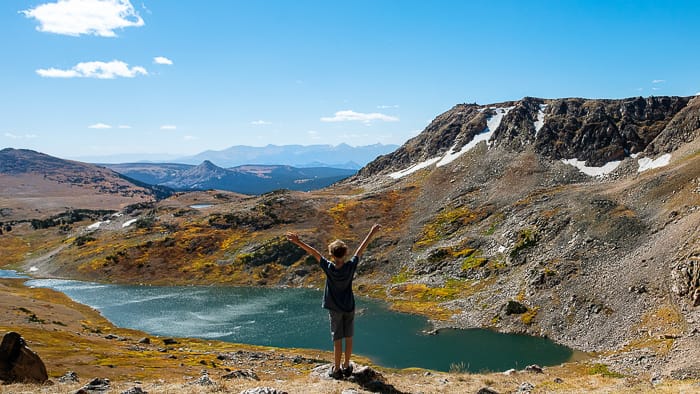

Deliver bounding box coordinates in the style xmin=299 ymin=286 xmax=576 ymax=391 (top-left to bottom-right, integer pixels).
xmin=286 ymin=223 xmax=381 ymax=379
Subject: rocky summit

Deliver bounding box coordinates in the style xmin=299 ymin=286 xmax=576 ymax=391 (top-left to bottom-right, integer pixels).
xmin=1 ymin=95 xmax=699 ymax=392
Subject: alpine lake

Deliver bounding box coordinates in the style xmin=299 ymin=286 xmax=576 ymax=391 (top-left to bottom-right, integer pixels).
xmin=1 ymin=270 xmax=576 ymax=372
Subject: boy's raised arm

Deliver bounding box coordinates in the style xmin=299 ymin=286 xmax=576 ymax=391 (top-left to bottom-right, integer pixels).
xmin=354 ymin=224 xmax=381 ymax=258
xmin=286 ymin=232 xmax=323 ymax=262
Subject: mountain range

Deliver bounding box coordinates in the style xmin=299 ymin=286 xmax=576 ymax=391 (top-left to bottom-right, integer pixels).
xmin=71 ymin=143 xmax=399 ymax=169
xmin=175 ymin=143 xmax=398 ymax=169
xmin=105 ymin=161 xmax=356 ymax=194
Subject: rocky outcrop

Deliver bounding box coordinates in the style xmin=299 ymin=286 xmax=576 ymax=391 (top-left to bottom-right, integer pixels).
xmin=646 ymin=95 xmax=700 ymax=155
xmin=671 ymin=253 xmax=700 ymax=305
xmin=312 ymin=364 xmax=406 ymax=394
xmin=0 ymin=332 xmax=48 ymax=384
xmin=535 ymin=96 xmax=689 ymax=165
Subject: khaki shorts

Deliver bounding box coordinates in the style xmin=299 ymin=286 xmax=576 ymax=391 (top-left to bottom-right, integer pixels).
xmin=328 ymin=309 xmax=355 ymax=341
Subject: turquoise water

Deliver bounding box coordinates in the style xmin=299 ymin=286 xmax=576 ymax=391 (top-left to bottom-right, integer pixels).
xmin=0 ymin=269 xmax=28 ymax=278
xmin=14 ymin=276 xmax=574 ymax=372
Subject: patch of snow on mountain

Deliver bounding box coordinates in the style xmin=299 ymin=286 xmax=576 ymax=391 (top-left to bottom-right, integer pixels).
xmin=388 ymin=157 xmax=441 ymax=179
xmin=436 ymin=106 xmax=514 ymax=167
xmin=562 ymin=158 xmax=622 ymax=177
xmin=637 ymin=153 xmax=671 ymax=172
xmin=87 ymin=220 xmax=110 ymax=231
xmin=534 ymin=104 xmax=547 ymax=136
xmin=122 ymin=218 xmax=138 ymax=228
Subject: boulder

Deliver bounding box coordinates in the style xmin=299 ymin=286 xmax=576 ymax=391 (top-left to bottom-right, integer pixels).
xmin=79 ymin=377 xmax=110 ymax=392
xmin=505 ymin=300 xmax=528 ymax=315
xmin=312 ymin=363 xmax=406 ymax=393
xmin=121 ymin=387 xmax=148 ymax=394
xmin=0 ymin=332 xmax=48 ymax=383
xmin=516 ymin=382 xmax=535 ymax=393
xmin=189 ymin=370 xmax=215 ymax=386
xmin=240 ymin=388 xmax=288 ymax=394
xmin=59 ymin=370 xmax=79 ymax=383
xmin=222 ymin=369 xmax=259 ymax=380
xmin=476 ymin=388 xmax=500 ymax=394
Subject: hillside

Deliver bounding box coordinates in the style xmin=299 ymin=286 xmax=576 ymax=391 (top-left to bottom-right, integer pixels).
xmin=0 ymin=148 xmax=170 ymax=222
xmin=106 ymin=161 xmax=356 ymax=194
xmin=1 ymin=95 xmax=699 ymax=390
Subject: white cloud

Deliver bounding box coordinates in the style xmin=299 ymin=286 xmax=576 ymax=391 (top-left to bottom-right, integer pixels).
xmin=183 ymin=135 xmax=197 ymax=141
xmin=88 ymin=123 xmax=112 ymax=129
xmin=117 ymin=125 xmax=131 ymax=129
xmin=377 ymin=104 xmax=399 ymax=109
xmin=37 ymin=60 xmax=147 ymax=79
xmin=160 ymin=125 xmax=177 ymax=130
xmin=22 ymin=0 xmax=144 ymax=37
xmin=652 ymin=79 xmax=666 ymax=84
xmin=153 ymin=56 xmax=173 ymax=65
xmin=652 ymin=87 xmax=661 ymax=91
xmin=321 ymin=110 xmax=399 ymax=123
xmin=4 ymin=132 xmax=38 ymax=139
xmin=250 ymin=120 xmax=272 ymax=125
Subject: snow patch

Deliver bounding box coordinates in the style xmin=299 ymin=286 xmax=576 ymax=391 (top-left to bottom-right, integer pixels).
xmin=388 ymin=157 xmax=441 ymax=179
xmin=29 ymin=266 xmax=38 ymax=272
xmin=388 ymin=106 xmax=515 ymax=178
xmin=436 ymin=106 xmax=514 ymax=167
xmin=86 ymin=220 xmax=110 ymax=231
xmin=122 ymin=218 xmax=138 ymax=228
xmin=630 ymin=153 xmax=639 ymax=159
xmin=637 ymin=153 xmax=671 ymax=172
xmin=562 ymin=158 xmax=622 ymax=177
xmin=534 ymin=104 xmax=547 ymax=136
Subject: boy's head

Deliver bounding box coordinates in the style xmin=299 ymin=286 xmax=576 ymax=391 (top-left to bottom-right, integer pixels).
xmin=328 ymin=239 xmax=348 ymax=259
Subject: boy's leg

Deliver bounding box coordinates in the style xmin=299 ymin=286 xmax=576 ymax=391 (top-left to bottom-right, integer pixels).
xmin=343 ymin=336 xmax=353 ymax=368
xmin=342 ymin=310 xmax=355 ymax=375
xmin=333 ymin=339 xmax=342 ymax=371
xmin=329 ymin=310 xmax=344 ymax=374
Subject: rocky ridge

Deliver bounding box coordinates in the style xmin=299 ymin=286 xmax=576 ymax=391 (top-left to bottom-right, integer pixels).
xmin=360 ymin=95 xmax=694 ymax=176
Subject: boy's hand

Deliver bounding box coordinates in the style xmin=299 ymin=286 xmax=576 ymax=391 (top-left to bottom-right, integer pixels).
xmin=285 ymin=232 xmax=300 ymax=244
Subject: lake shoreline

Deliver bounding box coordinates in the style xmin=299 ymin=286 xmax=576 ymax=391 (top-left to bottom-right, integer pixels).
xmin=20 ymin=275 xmax=575 ymax=372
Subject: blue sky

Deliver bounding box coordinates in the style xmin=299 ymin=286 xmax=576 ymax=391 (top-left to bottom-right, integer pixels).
xmin=1 ymin=0 xmax=699 ymax=161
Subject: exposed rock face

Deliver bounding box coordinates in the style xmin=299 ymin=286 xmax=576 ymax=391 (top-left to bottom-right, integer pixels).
xmin=0 ymin=332 xmax=48 ymax=384
xmin=671 ymin=253 xmax=700 ymax=304
xmin=359 ymin=95 xmax=693 ymax=176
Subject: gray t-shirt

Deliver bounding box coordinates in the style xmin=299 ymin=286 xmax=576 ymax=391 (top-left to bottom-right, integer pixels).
xmin=319 ymin=255 xmax=359 ymax=312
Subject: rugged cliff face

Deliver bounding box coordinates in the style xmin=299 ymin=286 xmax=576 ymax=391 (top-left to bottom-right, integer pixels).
xmin=360 ymin=96 xmax=693 ymax=176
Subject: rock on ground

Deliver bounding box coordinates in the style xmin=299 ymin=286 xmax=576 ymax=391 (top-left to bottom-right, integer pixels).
xmin=0 ymin=331 xmax=48 ymax=384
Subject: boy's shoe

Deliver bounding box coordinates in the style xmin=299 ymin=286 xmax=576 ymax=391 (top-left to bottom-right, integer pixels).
xmin=342 ymin=363 xmax=353 ymax=377
xmin=329 ymin=367 xmax=343 ymax=380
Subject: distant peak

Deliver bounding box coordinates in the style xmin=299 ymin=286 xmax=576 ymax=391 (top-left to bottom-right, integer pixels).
xmin=199 ymin=160 xmax=219 ymax=168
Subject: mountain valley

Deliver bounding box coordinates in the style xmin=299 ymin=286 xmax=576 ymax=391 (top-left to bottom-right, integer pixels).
xmin=1 ymin=95 xmax=699 ymax=392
